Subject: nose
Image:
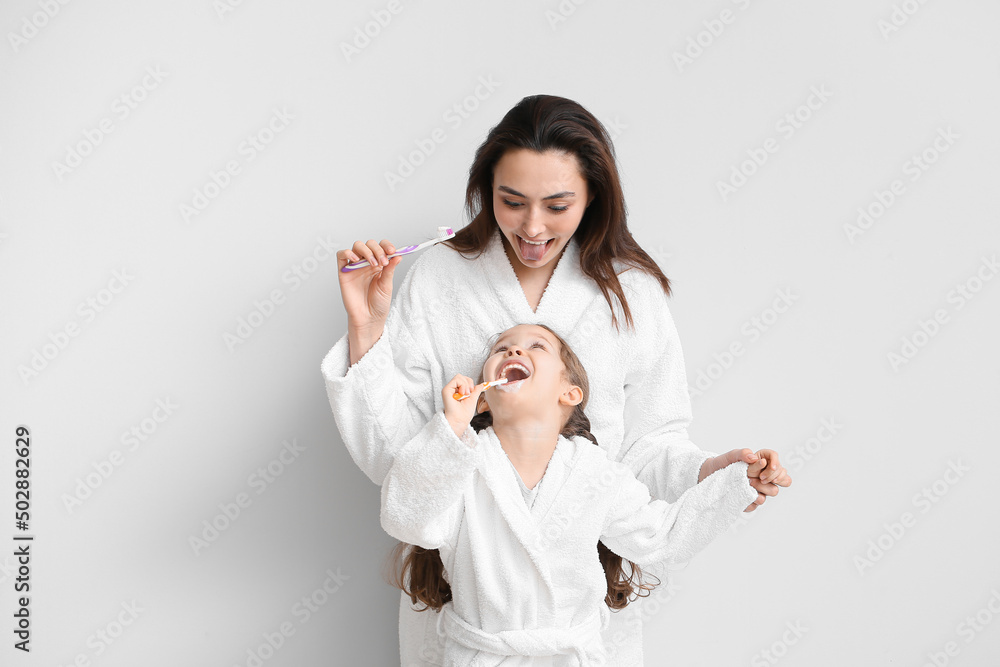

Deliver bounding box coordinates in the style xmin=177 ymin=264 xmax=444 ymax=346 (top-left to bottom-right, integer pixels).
xmin=506 ymin=346 xmax=523 ymax=357
xmin=521 ymin=208 xmax=544 ymax=239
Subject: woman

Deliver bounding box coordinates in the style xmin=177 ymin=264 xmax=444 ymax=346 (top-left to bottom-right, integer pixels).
xmin=323 ymin=94 xmax=791 ymax=666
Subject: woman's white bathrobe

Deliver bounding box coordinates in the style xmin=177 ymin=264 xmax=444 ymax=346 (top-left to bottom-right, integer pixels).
xmin=380 ymin=412 xmax=758 ymax=666
xmin=322 ymin=230 xmax=723 ymax=666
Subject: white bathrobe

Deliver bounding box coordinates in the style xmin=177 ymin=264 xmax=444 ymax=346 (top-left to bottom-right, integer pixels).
xmin=322 ymin=230 xmax=722 ymax=666
xmin=379 ymin=412 xmax=757 ymax=666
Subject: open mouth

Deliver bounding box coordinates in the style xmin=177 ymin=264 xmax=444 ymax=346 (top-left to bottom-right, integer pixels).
xmin=499 ymin=363 xmax=530 ymax=382
xmin=516 ymin=235 xmax=555 ymax=262
xmin=496 ymin=361 xmax=531 ymax=392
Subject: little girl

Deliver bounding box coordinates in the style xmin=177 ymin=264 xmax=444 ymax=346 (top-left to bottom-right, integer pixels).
xmin=380 ymin=323 xmax=765 ymax=666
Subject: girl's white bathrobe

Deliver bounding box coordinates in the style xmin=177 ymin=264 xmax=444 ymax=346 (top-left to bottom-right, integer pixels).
xmin=379 ymin=412 xmax=758 ymax=666
xmin=322 ymin=230 xmax=726 ymax=666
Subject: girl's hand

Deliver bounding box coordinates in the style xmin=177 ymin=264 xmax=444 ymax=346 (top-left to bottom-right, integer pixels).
xmin=337 ymin=239 xmax=402 ymax=364
xmin=442 ymin=375 xmax=485 ymax=438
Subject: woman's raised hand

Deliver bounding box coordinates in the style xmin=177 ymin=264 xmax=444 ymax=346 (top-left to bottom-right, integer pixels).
xmin=698 ymin=448 xmax=792 ymax=512
xmin=337 ymin=239 xmax=403 ymax=365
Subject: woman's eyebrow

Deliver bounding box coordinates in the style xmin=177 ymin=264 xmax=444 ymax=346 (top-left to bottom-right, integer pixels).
xmin=498 ymin=185 xmax=576 ymax=200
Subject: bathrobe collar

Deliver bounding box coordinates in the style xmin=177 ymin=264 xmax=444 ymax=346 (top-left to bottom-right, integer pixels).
xmin=476 ymin=427 xmax=580 ymax=556
xmin=482 ymin=230 xmax=602 ymax=336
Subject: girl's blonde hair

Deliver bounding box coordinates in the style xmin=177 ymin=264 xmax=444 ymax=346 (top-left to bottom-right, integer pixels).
xmin=384 ymin=324 xmax=659 ymax=611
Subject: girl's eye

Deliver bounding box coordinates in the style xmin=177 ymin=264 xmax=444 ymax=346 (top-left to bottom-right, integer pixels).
xmin=530 ymin=342 xmax=545 ymax=350
xmin=493 ymin=345 xmax=508 ymax=353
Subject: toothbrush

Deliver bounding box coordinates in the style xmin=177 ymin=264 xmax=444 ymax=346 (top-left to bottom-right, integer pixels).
xmin=453 ymin=378 xmax=509 ymax=400
xmin=341 ymin=226 xmax=456 ymax=272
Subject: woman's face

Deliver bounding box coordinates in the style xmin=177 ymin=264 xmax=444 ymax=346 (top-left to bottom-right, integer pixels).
xmin=492 ymin=149 xmax=593 ymax=270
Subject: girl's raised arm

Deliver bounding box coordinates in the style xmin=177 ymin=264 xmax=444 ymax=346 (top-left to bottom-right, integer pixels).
xmin=600 ymin=458 xmax=758 ymax=567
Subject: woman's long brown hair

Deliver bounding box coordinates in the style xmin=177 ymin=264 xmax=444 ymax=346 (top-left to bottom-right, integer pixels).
xmin=384 ymin=325 xmax=658 ymax=612
xmin=444 ymin=94 xmax=671 ymax=330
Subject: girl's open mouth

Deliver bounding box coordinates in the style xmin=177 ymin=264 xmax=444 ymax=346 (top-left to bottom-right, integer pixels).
xmin=496 ymin=361 xmax=531 ymax=392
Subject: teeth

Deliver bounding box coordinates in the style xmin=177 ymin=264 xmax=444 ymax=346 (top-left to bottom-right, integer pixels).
xmin=521 ymin=237 xmax=549 ymax=245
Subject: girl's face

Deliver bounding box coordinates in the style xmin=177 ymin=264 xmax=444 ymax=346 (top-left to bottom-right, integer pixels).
xmin=492 ymin=149 xmax=593 ymax=270
xmin=478 ymin=324 xmax=582 ymax=420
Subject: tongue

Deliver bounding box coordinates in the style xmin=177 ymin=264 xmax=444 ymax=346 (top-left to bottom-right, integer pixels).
xmin=519 ymin=237 xmax=548 ymax=261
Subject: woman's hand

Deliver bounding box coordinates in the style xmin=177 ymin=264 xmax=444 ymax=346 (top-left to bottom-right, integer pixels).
xmin=442 ymin=375 xmax=485 ymax=438
xmin=337 ymin=239 xmax=402 ymax=364
xmin=698 ymin=448 xmax=792 ymax=512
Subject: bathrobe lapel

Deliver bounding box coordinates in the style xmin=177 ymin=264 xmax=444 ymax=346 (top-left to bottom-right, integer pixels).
xmin=482 ymin=232 xmax=603 ymax=338
xmin=475 ymin=429 xmax=580 ymax=581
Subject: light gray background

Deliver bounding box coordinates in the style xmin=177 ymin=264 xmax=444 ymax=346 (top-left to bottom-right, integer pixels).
xmin=2 ymin=1 xmax=999 ymax=665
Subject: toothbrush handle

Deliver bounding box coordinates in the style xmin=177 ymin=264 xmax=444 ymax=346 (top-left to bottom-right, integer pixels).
xmin=342 ymin=244 xmax=419 ymax=272
xmin=453 ymin=381 xmax=490 ymax=401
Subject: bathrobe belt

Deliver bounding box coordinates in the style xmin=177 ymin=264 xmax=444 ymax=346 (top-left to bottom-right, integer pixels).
xmin=437 ymin=602 xmax=610 ymax=663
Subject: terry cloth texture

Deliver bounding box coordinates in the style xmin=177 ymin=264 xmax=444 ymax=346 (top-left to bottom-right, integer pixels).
xmin=323 ymin=230 xmax=725 ymax=666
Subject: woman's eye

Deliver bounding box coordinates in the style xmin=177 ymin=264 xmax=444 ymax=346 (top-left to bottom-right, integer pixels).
xmin=550 ymin=206 xmax=568 ymax=212
xmin=502 ymin=199 xmax=523 ymax=208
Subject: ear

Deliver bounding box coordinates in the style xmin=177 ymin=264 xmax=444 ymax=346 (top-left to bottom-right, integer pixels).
xmin=558 ymin=384 xmax=583 ymax=407
xmin=476 ymin=393 xmax=489 ymax=414
xmin=586 ymin=192 xmax=595 ymax=208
